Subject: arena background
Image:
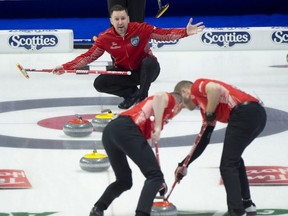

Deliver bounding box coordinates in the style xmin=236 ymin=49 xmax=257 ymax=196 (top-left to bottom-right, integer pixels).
xmin=0 ymin=0 xmax=288 ymax=215
xmin=0 ymin=0 xmax=288 ymax=40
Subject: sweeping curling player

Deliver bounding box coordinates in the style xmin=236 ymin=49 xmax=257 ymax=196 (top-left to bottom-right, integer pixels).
xmin=16 ymin=63 xmax=131 ymax=79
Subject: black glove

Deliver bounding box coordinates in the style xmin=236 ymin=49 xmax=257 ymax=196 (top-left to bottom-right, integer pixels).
xmin=158 ymin=182 xmax=168 ymax=196
xmin=205 ymin=112 xmax=216 ymax=123
xmin=174 ymin=165 xmax=187 ymax=183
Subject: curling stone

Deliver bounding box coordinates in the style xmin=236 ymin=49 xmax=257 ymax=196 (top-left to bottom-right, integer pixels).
xmin=91 ymin=109 xmax=115 ymax=132
xmin=151 ymin=200 xmax=177 ymax=216
xmin=63 ymin=115 xmax=93 ymax=137
xmin=79 ymin=150 xmax=110 ymax=172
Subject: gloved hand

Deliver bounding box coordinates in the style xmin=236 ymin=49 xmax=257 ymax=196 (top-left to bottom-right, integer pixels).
xmin=174 ymin=165 xmax=188 ymax=183
xmin=52 ymin=65 xmax=64 ymax=75
xmin=158 ymin=182 xmax=168 ymax=197
xmin=205 ymin=112 xmax=216 ymax=124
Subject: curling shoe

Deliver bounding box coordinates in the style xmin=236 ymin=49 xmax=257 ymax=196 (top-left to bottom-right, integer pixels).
xmin=118 ymin=89 xmax=146 ymax=109
xmin=118 ymin=89 xmax=139 ymax=109
xmin=224 ymin=209 xmax=247 ymax=216
xmin=243 ymin=200 xmax=257 ymax=215
xmin=89 ymin=206 xmax=103 ymax=216
xmin=118 ymin=95 xmax=140 ymax=109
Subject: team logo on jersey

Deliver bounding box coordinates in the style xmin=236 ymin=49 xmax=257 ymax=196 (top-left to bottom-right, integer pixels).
xmin=9 ymin=35 xmax=58 ymax=50
xmin=201 ymin=31 xmax=251 ymax=48
xmin=271 ymin=31 xmax=288 ymax=44
xmin=130 ymin=36 xmax=140 ymax=47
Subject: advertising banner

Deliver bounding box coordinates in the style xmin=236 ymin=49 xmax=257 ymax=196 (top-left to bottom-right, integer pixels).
xmin=0 ymin=29 xmax=73 ymax=53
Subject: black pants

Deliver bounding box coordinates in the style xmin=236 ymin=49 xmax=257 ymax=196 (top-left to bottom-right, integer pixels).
xmin=107 ymin=0 xmax=146 ymax=22
xmin=94 ymin=56 xmax=160 ymax=98
xmin=96 ymin=116 xmax=164 ymax=215
xmin=220 ymin=102 xmax=267 ymax=210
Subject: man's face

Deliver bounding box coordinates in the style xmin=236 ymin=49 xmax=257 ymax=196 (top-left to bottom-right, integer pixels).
xmin=181 ymin=88 xmax=196 ymax=111
xmin=110 ymin=10 xmax=129 ymax=36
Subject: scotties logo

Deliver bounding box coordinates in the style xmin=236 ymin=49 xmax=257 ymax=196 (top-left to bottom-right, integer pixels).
xmin=272 ymin=31 xmax=288 ymax=44
xmin=9 ymin=35 xmax=58 ymax=50
xmin=201 ymin=31 xmax=251 ymax=48
xmin=149 ymin=39 xmax=178 ymax=49
xmin=130 ymin=36 xmax=140 ymax=47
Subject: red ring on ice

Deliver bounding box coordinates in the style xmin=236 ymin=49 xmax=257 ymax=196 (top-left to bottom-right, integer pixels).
xmin=37 ymin=114 xmax=96 ymax=130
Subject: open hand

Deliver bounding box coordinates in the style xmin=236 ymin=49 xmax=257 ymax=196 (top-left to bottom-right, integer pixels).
xmin=186 ymin=18 xmax=205 ymax=35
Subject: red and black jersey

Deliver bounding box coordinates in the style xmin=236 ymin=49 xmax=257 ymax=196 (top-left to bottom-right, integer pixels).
xmin=63 ymin=22 xmax=188 ymax=70
xmin=191 ymin=79 xmax=259 ymax=123
xmin=120 ymin=92 xmax=177 ymax=139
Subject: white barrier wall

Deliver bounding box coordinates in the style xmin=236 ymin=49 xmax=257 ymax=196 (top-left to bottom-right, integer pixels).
xmin=0 ymin=29 xmax=73 ymax=53
xmin=150 ymin=27 xmax=288 ymax=51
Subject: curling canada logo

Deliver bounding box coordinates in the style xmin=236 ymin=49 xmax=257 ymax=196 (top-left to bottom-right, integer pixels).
xmin=201 ymin=31 xmax=251 ymax=48
xmin=271 ymin=31 xmax=288 ymax=44
xmin=9 ymin=35 xmax=58 ymax=50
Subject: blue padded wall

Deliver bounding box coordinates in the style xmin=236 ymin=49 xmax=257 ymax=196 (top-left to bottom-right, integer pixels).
xmin=0 ymin=0 xmax=287 ymax=18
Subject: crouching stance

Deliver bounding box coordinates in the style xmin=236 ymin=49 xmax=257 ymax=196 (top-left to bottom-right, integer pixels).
xmin=174 ymin=79 xmax=267 ymax=216
xmin=90 ymin=91 xmax=183 ymax=216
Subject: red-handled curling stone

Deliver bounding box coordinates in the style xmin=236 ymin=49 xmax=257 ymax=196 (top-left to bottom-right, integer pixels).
xmin=151 ymin=200 xmax=177 ymax=216
xmin=63 ymin=114 xmax=94 ymax=137
xmin=79 ymin=150 xmax=110 ymax=172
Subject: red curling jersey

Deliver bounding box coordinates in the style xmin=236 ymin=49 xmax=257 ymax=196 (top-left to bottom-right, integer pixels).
xmin=191 ymin=79 xmax=259 ymax=123
xmin=63 ymin=22 xmax=188 ymax=70
xmin=120 ymin=93 xmax=176 ymax=139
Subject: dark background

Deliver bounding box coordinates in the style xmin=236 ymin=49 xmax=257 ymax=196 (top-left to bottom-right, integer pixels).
xmin=1 ymin=0 xmax=288 ymax=18
xmin=0 ymin=0 xmax=288 ymax=40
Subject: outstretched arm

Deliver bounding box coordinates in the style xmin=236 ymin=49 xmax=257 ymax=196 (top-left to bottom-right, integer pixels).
xmin=151 ymin=17 xmax=205 ymax=41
